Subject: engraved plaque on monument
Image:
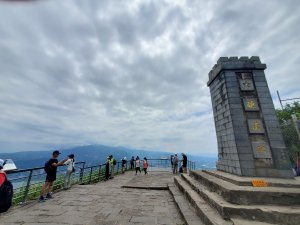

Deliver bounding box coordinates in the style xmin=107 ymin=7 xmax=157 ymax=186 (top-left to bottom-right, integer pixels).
xmin=207 ymin=56 xmax=293 ymax=178
xmin=251 ymin=142 xmax=272 ymax=159
xmin=243 ymin=98 xmax=260 ymax=111
xmin=239 ymin=73 xmax=255 ymax=91
xmin=248 ymin=119 xmax=265 ymax=134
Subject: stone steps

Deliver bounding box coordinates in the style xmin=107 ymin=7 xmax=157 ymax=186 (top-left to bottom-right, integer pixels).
xmin=168 ymin=184 xmax=205 ymax=225
xmin=190 ymin=170 xmax=300 ymax=206
xmin=173 ymin=176 xmax=233 ymax=225
xmin=202 ymin=170 xmax=300 ymax=188
xmin=181 ymin=173 xmax=300 ymax=225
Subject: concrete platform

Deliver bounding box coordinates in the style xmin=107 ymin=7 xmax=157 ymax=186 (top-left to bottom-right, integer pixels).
xmin=0 ymin=171 xmax=184 ymax=225
xmin=122 ymin=172 xmax=173 ymax=190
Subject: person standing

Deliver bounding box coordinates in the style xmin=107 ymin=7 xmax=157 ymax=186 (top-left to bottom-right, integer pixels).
xmin=109 ymin=155 xmax=116 ymax=178
xmin=130 ymin=156 xmax=135 ymax=170
xmin=105 ymin=157 xmax=110 ymax=180
xmin=135 ymin=156 xmax=141 ymax=175
xmin=143 ymin=157 xmax=148 ymax=175
xmin=39 ymin=150 xmax=67 ymax=202
xmin=121 ymin=157 xmax=127 ymax=174
xmin=173 ymin=154 xmax=179 ymax=174
xmin=64 ymin=154 xmax=75 ymax=190
xmin=170 ymin=155 xmax=174 ymax=170
xmin=182 ymin=153 xmax=187 ymax=173
xmin=296 ymin=153 xmax=300 ymax=176
xmin=0 ymin=159 xmax=13 ymax=213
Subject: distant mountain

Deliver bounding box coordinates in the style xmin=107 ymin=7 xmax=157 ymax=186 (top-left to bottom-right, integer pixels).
xmin=0 ymin=144 xmax=217 ymax=170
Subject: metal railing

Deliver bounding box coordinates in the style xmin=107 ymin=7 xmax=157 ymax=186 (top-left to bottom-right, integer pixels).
xmin=6 ymin=158 xmax=196 ymax=205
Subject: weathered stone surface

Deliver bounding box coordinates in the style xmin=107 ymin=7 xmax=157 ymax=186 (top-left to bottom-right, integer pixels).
xmin=0 ymin=172 xmax=184 ymax=225
xmin=207 ymin=56 xmax=293 ymax=178
xmin=190 ymin=170 xmax=300 ymax=206
xmin=182 ymin=172 xmax=300 ymax=225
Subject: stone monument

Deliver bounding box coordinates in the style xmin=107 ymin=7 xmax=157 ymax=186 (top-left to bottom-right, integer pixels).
xmin=207 ymin=56 xmax=293 ymax=178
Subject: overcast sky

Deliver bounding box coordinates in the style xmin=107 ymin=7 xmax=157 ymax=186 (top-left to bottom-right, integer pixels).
xmin=0 ymin=0 xmax=299 ymax=155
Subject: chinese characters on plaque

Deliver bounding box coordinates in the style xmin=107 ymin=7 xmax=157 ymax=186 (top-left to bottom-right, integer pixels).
xmin=251 ymin=142 xmax=272 ymax=158
xmin=243 ymin=98 xmax=259 ymax=111
xmin=248 ymin=119 xmax=265 ymax=133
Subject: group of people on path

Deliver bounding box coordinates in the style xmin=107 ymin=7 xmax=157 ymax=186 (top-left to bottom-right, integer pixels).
xmin=130 ymin=156 xmax=148 ymax=175
xmin=1 ymin=150 xmax=187 ymax=211
xmin=171 ymin=153 xmax=187 ymax=174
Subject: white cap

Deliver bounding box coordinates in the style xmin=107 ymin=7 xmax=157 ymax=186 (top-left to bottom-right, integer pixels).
xmin=0 ymin=159 xmax=4 ymax=168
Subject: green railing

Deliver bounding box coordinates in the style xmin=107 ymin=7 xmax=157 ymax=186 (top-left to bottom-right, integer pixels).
xmin=7 ymin=159 xmax=196 ymax=205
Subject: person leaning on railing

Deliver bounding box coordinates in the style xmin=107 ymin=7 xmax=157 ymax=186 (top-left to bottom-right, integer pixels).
xmin=39 ymin=150 xmax=68 ymax=202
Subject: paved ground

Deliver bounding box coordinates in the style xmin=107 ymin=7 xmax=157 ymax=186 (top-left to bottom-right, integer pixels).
xmin=0 ymin=171 xmax=184 ymax=225
xmin=122 ymin=172 xmax=174 ymax=189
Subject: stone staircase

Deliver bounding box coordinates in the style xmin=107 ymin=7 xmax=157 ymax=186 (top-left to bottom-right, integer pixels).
xmin=169 ymin=170 xmax=300 ymax=225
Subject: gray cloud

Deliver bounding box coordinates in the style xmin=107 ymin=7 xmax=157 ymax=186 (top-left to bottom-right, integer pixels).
xmin=0 ymin=0 xmax=299 ymax=155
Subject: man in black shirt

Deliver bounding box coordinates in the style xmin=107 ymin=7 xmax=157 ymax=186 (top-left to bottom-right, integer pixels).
xmin=182 ymin=153 xmax=187 ymax=173
xmin=39 ymin=150 xmax=67 ymax=202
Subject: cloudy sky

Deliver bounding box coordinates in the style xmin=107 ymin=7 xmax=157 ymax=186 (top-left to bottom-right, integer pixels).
xmin=0 ymin=0 xmax=299 ymax=155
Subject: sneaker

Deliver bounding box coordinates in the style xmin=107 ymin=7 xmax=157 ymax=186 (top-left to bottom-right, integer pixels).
xmin=38 ymin=196 xmax=45 ymax=202
xmin=45 ymin=193 xmax=53 ymax=199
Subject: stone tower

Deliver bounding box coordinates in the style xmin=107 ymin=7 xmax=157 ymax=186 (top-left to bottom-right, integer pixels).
xmin=207 ymin=56 xmax=293 ymax=178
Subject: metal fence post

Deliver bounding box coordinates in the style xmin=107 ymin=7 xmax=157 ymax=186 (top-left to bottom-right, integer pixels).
xmin=22 ymin=169 xmax=33 ymax=203
xmin=89 ymin=167 xmax=93 ymax=184
xmin=98 ymin=165 xmax=102 ymax=182
xmin=79 ymin=167 xmax=85 ymax=185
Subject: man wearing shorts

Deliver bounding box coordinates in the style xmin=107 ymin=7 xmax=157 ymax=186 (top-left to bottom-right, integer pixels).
xmin=39 ymin=150 xmax=67 ymax=202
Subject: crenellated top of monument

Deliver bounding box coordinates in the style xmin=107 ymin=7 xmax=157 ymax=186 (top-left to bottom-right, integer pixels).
xmin=207 ymin=56 xmax=267 ymax=86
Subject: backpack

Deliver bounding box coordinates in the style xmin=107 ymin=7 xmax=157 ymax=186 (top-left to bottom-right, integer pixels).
xmin=44 ymin=160 xmax=51 ymax=173
xmin=113 ymin=159 xmax=117 ymax=166
xmin=0 ymin=174 xmax=13 ymax=213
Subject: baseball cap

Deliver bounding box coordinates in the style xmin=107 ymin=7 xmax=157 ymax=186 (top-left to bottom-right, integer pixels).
xmin=68 ymin=154 xmax=74 ymax=158
xmin=53 ymin=150 xmax=61 ymax=155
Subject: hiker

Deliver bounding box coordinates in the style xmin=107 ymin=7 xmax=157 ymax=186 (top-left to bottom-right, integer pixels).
xmin=121 ymin=157 xmax=127 ymax=173
xmin=135 ymin=156 xmax=141 ymax=175
xmin=173 ymin=154 xmax=179 ymax=174
xmin=295 ymin=153 xmax=300 ymax=176
xmin=170 ymin=155 xmax=174 ymax=169
xmin=39 ymin=150 xmax=67 ymax=202
xmin=130 ymin=156 xmax=135 ymax=169
xmin=105 ymin=157 xmax=110 ymax=180
xmin=143 ymin=157 xmax=148 ymax=175
xmin=64 ymin=154 xmax=75 ymax=190
xmin=109 ymin=155 xmax=116 ymax=178
xmin=182 ymin=153 xmax=187 ymax=173
xmin=0 ymin=159 xmax=13 ymax=213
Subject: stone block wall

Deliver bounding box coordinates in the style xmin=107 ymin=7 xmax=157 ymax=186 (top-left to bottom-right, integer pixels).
xmin=207 ymin=56 xmax=293 ymax=178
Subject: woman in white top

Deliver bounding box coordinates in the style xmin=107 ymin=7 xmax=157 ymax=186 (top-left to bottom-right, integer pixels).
xmin=64 ymin=154 xmax=75 ymax=189
xmin=135 ymin=156 xmax=141 ymax=175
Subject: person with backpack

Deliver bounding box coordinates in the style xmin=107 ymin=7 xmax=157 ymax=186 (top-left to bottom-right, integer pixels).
xmin=0 ymin=159 xmax=13 ymax=213
xmin=39 ymin=150 xmax=67 ymax=202
xmin=64 ymin=154 xmax=75 ymax=190
xmin=105 ymin=157 xmax=110 ymax=180
xmin=130 ymin=156 xmax=135 ymax=170
xmin=109 ymin=155 xmax=116 ymax=178
xmin=143 ymin=157 xmax=148 ymax=175
xmin=135 ymin=156 xmax=141 ymax=175
xmin=173 ymin=154 xmax=179 ymax=174
xmin=121 ymin=157 xmax=127 ymax=174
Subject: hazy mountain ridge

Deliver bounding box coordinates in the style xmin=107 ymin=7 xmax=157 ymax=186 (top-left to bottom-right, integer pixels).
xmin=0 ymin=144 xmax=217 ymax=170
